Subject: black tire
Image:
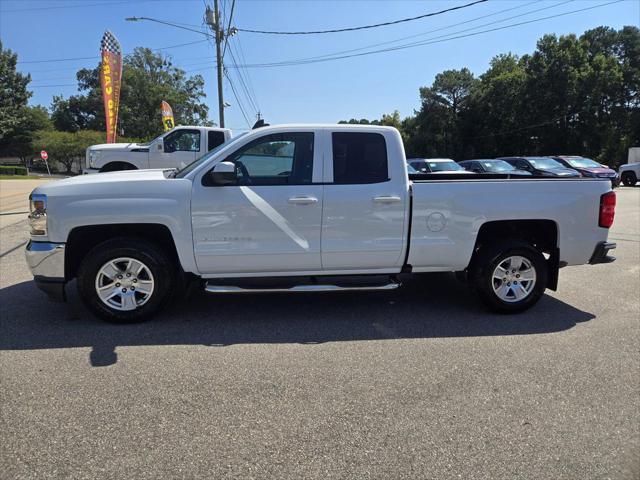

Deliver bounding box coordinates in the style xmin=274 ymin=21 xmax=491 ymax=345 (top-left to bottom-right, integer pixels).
xmin=470 ymin=241 xmax=547 ymax=314
xmin=77 ymin=238 xmax=174 ymax=323
xmin=621 ymin=171 xmax=637 ymax=187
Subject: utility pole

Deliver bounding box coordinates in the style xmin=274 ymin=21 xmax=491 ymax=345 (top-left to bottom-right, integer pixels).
xmin=206 ymin=1 xmax=225 ymax=128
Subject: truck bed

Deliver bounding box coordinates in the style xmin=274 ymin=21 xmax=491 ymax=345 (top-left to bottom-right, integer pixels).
xmin=407 ymin=176 xmax=613 ymax=271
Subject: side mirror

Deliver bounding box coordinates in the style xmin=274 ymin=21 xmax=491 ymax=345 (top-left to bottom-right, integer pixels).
xmin=211 ymin=161 xmax=237 ymax=185
xmin=156 ymin=142 xmax=163 ymax=151
xmin=420 ymin=168 xmax=428 ymax=173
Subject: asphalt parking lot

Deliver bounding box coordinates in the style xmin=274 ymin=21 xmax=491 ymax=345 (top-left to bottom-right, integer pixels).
xmin=1 ymin=181 xmax=638 ymax=479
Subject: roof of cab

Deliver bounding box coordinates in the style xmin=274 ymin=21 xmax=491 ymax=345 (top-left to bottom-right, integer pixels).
xmin=251 ymin=123 xmax=399 ymax=133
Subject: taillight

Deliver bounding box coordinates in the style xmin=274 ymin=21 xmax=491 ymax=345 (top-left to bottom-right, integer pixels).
xmin=599 ymin=191 xmax=616 ymax=228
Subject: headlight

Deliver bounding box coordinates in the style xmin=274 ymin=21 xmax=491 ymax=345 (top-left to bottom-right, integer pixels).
xmin=581 ymin=171 xmax=596 ymax=177
xmin=88 ymin=150 xmax=100 ymax=168
xmin=29 ymin=193 xmax=47 ymax=236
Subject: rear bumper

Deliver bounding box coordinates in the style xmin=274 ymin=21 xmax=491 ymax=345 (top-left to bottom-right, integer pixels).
xmin=589 ymin=241 xmax=617 ymax=265
xmin=25 ymin=241 xmax=66 ymax=301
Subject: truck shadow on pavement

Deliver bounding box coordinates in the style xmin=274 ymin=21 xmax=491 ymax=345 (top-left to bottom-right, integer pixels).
xmin=0 ymin=273 xmax=595 ymax=367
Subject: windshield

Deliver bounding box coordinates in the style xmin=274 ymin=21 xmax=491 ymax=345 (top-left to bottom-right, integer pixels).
xmin=137 ymin=132 xmax=164 ymax=147
xmin=565 ymin=157 xmax=601 ymax=168
xmin=482 ymin=160 xmax=516 ymax=172
xmin=429 ymin=161 xmax=464 ymax=172
xmin=174 ymin=133 xmax=247 ymax=178
xmin=527 ymin=157 xmax=564 ymax=170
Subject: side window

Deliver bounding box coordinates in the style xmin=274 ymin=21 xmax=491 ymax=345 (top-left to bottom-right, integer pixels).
xmin=227 ymin=132 xmax=314 ymax=185
xmin=208 ymin=131 xmax=226 ymax=151
xmin=332 ymin=132 xmax=388 ymax=184
xmin=164 ymin=129 xmax=200 ymax=153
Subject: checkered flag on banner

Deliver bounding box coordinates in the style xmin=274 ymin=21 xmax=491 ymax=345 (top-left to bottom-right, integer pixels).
xmin=100 ymin=30 xmax=122 ymax=54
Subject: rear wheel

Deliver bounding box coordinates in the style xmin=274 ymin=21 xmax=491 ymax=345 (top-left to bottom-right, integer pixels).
xmin=77 ymin=238 xmax=174 ymax=323
xmin=471 ymin=241 xmax=547 ymax=313
xmin=621 ymin=171 xmax=637 ymax=187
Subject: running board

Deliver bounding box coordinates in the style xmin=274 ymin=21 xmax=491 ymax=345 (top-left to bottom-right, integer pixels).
xmin=204 ymin=281 xmax=401 ymax=294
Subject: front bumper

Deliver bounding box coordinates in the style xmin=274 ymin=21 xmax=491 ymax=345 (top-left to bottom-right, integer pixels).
xmin=25 ymin=241 xmax=66 ymax=301
xmin=589 ymin=241 xmax=617 ymax=265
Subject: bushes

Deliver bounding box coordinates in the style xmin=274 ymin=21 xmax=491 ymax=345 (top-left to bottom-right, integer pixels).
xmin=0 ymin=165 xmax=28 ymax=175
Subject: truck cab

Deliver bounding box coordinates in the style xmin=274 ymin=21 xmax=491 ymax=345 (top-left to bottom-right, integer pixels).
xmin=83 ymin=126 xmax=232 ymax=174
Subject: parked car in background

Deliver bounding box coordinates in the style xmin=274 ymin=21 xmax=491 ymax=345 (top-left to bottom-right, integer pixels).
xmin=83 ymin=126 xmax=233 ymax=174
xmin=551 ymin=156 xmax=619 ymax=187
xmin=459 ymin=159 xmax=532 ymax=176
xmin=618 ymin=162 xmax=639 ymax=187
xmin=407 ymin=158 xmax=472 ymax=174
xmin=499 ymin=156 xmax=580 ymax=177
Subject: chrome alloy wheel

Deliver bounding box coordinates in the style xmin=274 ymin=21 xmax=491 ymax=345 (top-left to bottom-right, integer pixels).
xmin=95 ymin=257 xmax=155 ymax=311
xmin=491 ymin=255 xmax=536 ymax=303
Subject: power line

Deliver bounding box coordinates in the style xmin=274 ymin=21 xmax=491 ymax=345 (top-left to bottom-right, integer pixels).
xmin=227 ymin=40 xmax=259 ymax=114
xmin=287 ymin=0 xmax=549 ymax=63
xmin=236 ymin=0 xmax=488 ymax=35
xmin=232 ymin=34 xmax=259 ymax=113
xmin=465 ymin=109 xmax=589 ymax=140
xmin=229 ymin=0 xmax=623 ymax=69
xmin=224 ymin=71 xmax=252 ymax=127
xmin=18 ymin=39 xmax=209 ymax=64
xmin=1 ymin=0 xmax=152 ymax=14
xmin=222 ymin=0 xmax=236 ymax=59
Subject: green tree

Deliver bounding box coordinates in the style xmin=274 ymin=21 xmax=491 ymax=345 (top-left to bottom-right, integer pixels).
xmin=33 ymin=130 xmax=139 ymax=173
xmin=51 ymin=47 xmax=211 ymax=139
xmin=0 ymin=40 xmax=32 ymax=152
xmin=412 ymin=68 xmax=479 ymax=158
xmin=9 ymin=106 xmax=53 ymax=164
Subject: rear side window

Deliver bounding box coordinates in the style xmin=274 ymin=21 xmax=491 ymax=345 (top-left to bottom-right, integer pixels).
xmin=208 ymin=131 xmax=226 ymax=151
xmin=332 ymin=132 xmax=388 ymax=184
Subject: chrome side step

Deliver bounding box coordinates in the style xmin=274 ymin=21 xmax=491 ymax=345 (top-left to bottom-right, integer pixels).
xmin=204 ymin=281 xmax=401 ymax=294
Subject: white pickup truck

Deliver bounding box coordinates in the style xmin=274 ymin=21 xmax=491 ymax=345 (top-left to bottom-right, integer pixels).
xmin=83 ymin=125 xmax=232 ymax=174
xmin=26 ymin=124 xmax=617 ymax=322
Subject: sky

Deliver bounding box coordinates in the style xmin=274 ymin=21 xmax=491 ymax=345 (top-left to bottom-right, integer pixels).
xmin=1 ymin=0 xmax=638 ymax=133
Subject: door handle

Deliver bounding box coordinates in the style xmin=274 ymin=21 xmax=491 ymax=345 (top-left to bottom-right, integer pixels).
xmin=288 ymin=196 xmax=318 ymax=205
xmin=372 ymin=195 xmax=402 ymax=203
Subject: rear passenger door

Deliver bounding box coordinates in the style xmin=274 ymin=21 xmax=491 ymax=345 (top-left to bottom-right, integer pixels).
xmin=321 ymin=130 xmax=408 ymax=270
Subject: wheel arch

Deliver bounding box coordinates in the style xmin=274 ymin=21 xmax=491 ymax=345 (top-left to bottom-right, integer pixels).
xmin=65 ymin=224 xmax=182 ymax=281
xmin=468 ymin=219 xmax=560 ymax=290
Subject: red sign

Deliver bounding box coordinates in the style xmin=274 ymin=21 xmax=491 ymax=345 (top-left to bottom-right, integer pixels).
xmin=100 ymin=30 xmax=123 ymax=143
xmin=40 ymin=150 xmax=48 ymax=161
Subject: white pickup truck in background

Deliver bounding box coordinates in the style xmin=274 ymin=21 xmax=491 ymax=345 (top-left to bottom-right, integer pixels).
xmin=27 ymin=124 xmax=617 ymax=323
xmin=619 ymin=147 xmax=640 ymax=186
xmin=83 ymin=126 xmax=232 ymax=174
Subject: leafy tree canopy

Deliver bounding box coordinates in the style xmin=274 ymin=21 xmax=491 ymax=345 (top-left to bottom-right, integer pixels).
xmin=51 ymin=47 xmax=212 ymax=140
xmin=340 ymin=26 xmax=639 ymax=167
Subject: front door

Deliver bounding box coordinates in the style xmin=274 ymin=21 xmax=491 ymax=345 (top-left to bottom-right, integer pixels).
xmin=191 ymin=131 xmax=323 ymax=275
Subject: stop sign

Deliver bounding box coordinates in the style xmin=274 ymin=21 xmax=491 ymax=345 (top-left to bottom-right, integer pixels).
xmin=40 ymin=150 xmax=48 ymax=161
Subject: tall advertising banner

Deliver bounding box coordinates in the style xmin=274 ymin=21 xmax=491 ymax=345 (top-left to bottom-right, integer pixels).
xmin=161 ymin=101 xmax=175 ymax=131
xmin=100 ymin=30 xmax=123 ymax=143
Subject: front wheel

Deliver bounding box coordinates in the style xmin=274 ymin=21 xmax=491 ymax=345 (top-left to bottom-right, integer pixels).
xmin=471 ymin=242 xmax=547 ymax=313
xmin=621 ymin=171 xmax=637 ymax=187
xmin=77 ymin=238 xmax=174 ymax=323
